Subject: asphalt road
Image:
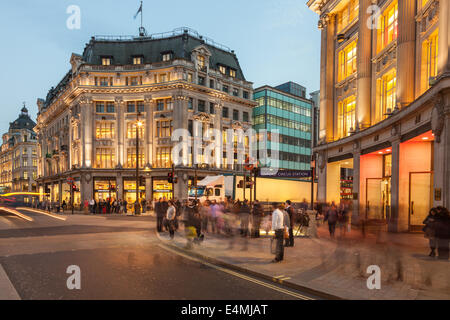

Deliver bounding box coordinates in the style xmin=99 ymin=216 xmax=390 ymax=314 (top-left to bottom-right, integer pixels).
xmin=0 ymin=208 xmax=318 ymax=300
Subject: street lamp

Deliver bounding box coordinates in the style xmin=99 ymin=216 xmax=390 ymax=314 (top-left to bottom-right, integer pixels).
xmin=135 ymin=112 xmax=143 ymax=215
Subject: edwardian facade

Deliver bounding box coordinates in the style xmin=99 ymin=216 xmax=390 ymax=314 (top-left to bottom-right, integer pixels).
xmin=0 ymin=106 xmax=38 ymax=194
xmin=35 ymin=28 xmax=256 ymax=209
xmin=307 ymin=0 xmax=450 ymax=232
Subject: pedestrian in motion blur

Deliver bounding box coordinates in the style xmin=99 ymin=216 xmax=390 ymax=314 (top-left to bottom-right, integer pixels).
xmin=423 ymin=207 xmax=438 ymax=257
xmin=324 ymin=203 xmax=339 ymax=238
xmin=284 ymin=200 xmax=295 ymax=247
xmin=434 ymin=206 xmax=450 ymax=260
xmin=166 ymin=200 xmax=177 ymax=239
xmin=271 ymin=203 xmax=285 ymax=263
xmin=155 ymin=198 xmax=165 ymax=232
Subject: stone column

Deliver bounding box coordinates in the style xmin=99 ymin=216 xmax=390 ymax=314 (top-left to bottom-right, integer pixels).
xmin=80 ymin=97 xmax=93 ymax=168
xmin=173 ymin=94 xmax=189 ymax=166
xmin=144 ymin=95 xmax=154 ymax=166
xmin=116 ymin=173 xmax=124 ymax=201
xmin=317 ymin=151 xmax=327 ymax=203
xmin=115 ymin=97 xmax=125 ymax=167
xmin=388 ymin=138 xmax=401 ymax=232
xmin=396 ymin=0 xmax=417 ymax=109
xmin=357 ymin=0 xmax=372 ymax=129
xmin=58 ymin=180 xmax=63 ymax=204
xmin=80 ymin=173 xmax=93 ymax=204
xmin=432 ymin=93 xmax=450 ymax=209
xmin=438 ymin=0 xmax=450 ymax=74
xmin=174 ymin=170 xmax=189 ymax=201
xmin=322 ymin=14 xmax=336 ymax=142
xmin=145 ymin=176 xmax=152 ymax=203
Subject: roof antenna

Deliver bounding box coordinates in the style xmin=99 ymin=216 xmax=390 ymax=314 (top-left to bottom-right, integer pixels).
xmin=134 ymin=1 xmax=147 ymax=37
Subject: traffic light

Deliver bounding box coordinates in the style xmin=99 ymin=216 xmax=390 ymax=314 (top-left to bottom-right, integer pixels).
xmin=71 ymin=184 xmax=79 ymax=192
xmin=168 ymin=172 xmax=174 ymax=183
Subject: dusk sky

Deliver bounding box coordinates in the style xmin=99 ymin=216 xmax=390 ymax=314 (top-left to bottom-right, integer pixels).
xmin=0 ymin=0 xmax=320 ymax=134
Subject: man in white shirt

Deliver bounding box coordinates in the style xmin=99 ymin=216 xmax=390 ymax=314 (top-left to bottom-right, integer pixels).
xmin=271 ymin=202 xmax=285 ymax=263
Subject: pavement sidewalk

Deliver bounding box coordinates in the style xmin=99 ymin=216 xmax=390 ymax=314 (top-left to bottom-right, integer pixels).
xmin=157 ymin=223 xmax=450 ymax=300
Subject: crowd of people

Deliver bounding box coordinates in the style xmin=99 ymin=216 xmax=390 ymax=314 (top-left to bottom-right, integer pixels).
xmin=154 ymin=197 xmax=312 ymax=263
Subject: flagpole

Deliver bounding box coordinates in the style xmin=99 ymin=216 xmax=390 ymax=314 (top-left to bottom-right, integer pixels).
xmin=140 ymin=0 xmax=143 ymax=31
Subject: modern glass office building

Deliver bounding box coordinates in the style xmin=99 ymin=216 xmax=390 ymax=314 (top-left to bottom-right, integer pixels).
xmin=253 ymin=82 xmax=313 ymax=171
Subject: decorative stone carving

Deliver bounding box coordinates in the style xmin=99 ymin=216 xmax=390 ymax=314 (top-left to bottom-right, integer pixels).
xmin=193 ymin=112 xmax=211 ymax=123
xmin=431 ymin=93 xmax=446 ymax=143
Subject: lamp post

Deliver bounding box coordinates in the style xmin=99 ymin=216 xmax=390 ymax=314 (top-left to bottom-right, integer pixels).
xmin=135 ymin=111 xmax=143 ymax=215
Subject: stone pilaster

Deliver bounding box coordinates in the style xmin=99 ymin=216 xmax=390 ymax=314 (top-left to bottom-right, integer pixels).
xmin=357 ymin=0 xmax=372 ymax=129
xmin=438 ymin=0 xmax=450 ymax=74
xmin=388 ymin=138 xmax=401 ymax=232
xmin=80 ymin=97 xmax=93 ymax=168
xmin=144 ymin=95 xmax=153 ymax=166
xmin=431 ymin=92 xmax=450 ymax=209
xmin=396 ymin=0 xmax=417 ymax=109
xmin=323 ymin=14 xmax=336 ymax=142
xmin=145 ymin=176 xmax=152 ymax=202
xmin=115 ymin=97 xmax=125 ymax=167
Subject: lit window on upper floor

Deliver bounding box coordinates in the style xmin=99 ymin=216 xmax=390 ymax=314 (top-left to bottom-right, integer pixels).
xmin=230 ymin=69 xmax=236 ymax=78
xmin=162 ymin=52 xmax=172 ymax=62
xmin=101 ymin=57 xmax=112 ymax=66
xmin=337 ymin=96 xmax=356 ymax=139
xmin=218 ymin=65 xmax=226 ymax=75
xmin=133 ymin=56 xmax=143 ymax=65
xmin=421 ymin=28 xmax=439 ymax=94
xmin=337 ymin=0 xmax=359 ymax=33
xmin=338 ymin=40 xmax=357 ymax=82
xmin=198 ymin=55 xmax=206 ymax=70
xmin=376 ymin=68 xmax=397 ymax=123
xmin=377 ymin=1 xmax=398 ymax=53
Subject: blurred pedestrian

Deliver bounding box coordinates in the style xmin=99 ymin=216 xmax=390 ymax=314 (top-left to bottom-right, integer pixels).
xmin=251 ymin=200 xmax=264 ymax=238
xmin=271 ymin=203 xmax=284 ymax=263
xmin=285 ymin=200 xmax=295 ymax=247
xmin=166 ymin=200 xmax=177 ymax=239
xmin=435 ymin=206 xmax=450 ymax=260
xmin=423 ymin=208 xmax=438 ymax=257
xmin=324 ymin=204 xmax=338 ymax=238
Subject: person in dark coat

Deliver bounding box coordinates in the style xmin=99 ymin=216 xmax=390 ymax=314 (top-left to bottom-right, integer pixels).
xmin=155 ymin=198 xmax=166 ymax=232
xmin=434 ymin=206 xmax=450 ymax=260
xmin=423 ymin=208 xmax=438 ymax=257
xmin=285 ymin=200 xmax=295 ymax=247
xmin=251 ymin=200 xmax=264 ymax=238
xmin=324 ymin=204 xmax=339 ymax=238
xmin=240 ymin=200 xmax=251 ymax=237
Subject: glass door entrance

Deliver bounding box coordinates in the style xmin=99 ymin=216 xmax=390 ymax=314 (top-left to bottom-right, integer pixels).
xmin=409 ymin=172 xmax=433 ymax=232
xmin=366 ymin=178 xmax=383 ymax=220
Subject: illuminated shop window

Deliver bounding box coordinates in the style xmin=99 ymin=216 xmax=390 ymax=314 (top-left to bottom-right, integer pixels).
xmin=96 ymin=122 xmax=115 ymax=140
xmin=127 ymin=122 xmax=145 ymax=139
xmin=127 ymin=148 xmax=145 ymax=168
xmin=337 ymin=0 xmax=359 ymax=32
xmin=156 ymin=120 xmax=173 ymax=138
xmin=338 ymin=40 xmax=357 ymax=82
xmin=377 ymin=1 xmax=398 ymax=52
xmin=95 ymin=148 xmax=115 ymax=169
xmin=421 ymin=28 xmax=439 ymax=93
xmin=155 ymin=147 xmax=172 ymax=168
xmin=377 ymin=69 xmax=397 ymax=122
xmin=338 ymin=96 xmax=356 ymax=138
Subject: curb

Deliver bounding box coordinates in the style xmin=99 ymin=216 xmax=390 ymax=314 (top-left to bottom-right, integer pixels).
xmin=156 ymin=232 xmax=344 ymax=301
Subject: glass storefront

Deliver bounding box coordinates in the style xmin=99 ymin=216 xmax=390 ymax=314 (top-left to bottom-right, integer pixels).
xmin=94 ymin=178 xmax=117 ymax=202
xmin=153 ymin=179 xmax=172 ymax=201
xmin=123 ymin=179 xmax=145 ymax=213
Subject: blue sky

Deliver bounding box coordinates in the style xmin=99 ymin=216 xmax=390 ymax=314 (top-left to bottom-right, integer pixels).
xmin=0 ymin=0 xmax=320 ymax=133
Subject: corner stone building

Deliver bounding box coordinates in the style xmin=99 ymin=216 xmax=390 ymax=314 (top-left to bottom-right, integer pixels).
xmin=35 ymin=28 xmax=256 ymax=210
xmin=0 ymin=106 xmax=38 ymax=194
xmin=307 ymin=0 xmax=450 ymax=232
